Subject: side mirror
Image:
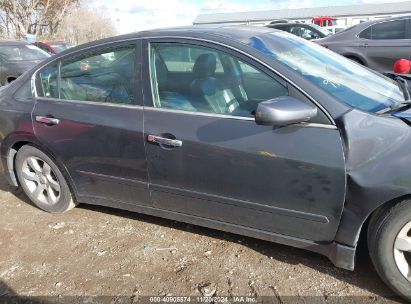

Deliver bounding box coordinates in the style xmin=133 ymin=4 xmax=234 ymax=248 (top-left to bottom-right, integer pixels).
xmin=255 ymin=96 xmax=317 ymax=126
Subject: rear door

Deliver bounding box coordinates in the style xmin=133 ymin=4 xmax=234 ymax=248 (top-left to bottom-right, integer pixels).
xmin=32 ymin=41 xmax=150 ymax=206
xmin=359 ymin=18 xmax=411 ymax=72
xmin=142 ymin=39 xmax=346 ymax=242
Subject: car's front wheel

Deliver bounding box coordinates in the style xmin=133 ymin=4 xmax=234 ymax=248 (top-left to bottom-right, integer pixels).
xmin=15 ymin=145 xmax=76 ymax=213
xmin=368 ymin=200 xmax=411 ymax=301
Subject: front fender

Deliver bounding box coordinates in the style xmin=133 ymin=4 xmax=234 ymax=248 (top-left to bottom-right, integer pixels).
xmin=335 ymin=109 xmax=411 ymax=246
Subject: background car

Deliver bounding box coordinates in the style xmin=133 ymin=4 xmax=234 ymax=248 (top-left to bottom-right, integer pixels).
xmin=0 ymin=40 xmax=50 ymax=86
xmin=1 ymin=26 xmax=411 ymax=301
xmin=33 ymin=41 xmax=73 ymax=55
xmin=312 ymin=16 xmax=337 ymax=27
xmin=267 ymin=22 xmax=332 ymax=40
xmin=311 ymin=16 xmax=344 ymax=34
xmin=314 ymin=15 xmax=411 ymax=72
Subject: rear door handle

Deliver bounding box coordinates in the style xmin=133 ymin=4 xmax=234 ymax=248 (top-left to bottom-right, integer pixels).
xmin=147 ymin=135 xmax=183 ymax=147
xmin=35 ymin=116 xmax=60 ymax=125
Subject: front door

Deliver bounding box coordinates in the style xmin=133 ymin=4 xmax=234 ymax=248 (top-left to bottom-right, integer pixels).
xmin=143 ymin=40 xmax=346 ymax=242
xmin=32 ymin=42 xmax=150 ymax=206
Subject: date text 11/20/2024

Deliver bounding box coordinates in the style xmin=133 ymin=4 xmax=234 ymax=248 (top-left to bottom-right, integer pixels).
xmin=149 ymin=297 xmax=258 ymax=303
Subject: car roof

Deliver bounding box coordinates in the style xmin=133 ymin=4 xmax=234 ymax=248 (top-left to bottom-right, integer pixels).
xmin=352 ymin=14 xmax=410 ymax=29
xmin=59 ymin=25 xmax=280 ymax=55
xmin=147 ymin=25 xmax=276 ymax=35
xmin=0 ymin=40 xmax=29 ymax=46
xmin=317 ymin=14 xmax=410 ymax=41
xmin=149 ymin=25 xmax=279 ymax=42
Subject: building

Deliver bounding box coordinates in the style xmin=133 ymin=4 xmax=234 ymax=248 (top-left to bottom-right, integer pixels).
xmin=193 ymin=1 xmax=411 ymax=28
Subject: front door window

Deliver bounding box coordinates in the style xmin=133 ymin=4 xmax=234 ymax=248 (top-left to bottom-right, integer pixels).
xmin=149 ymin=42 xmax=288 ymax=117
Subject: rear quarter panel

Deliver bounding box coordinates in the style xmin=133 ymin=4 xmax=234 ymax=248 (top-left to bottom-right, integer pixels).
xmin=0 ymin=77 xmax=36 ymax=184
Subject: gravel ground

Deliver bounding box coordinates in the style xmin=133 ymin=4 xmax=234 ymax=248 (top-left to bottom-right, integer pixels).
xmin=0 ymin=177 xmax=405 ymax=303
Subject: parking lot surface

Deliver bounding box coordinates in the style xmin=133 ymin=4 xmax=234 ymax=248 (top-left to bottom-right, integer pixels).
xmin=0 ymin=177 xmax=404 ymax=303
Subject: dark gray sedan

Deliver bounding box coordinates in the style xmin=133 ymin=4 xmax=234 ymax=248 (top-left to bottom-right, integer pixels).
xmin=0 ymin=26 xmax=410 ymax=301
xmin=314 ymin=16 xmax=411 ymax=72
xmin=0 ymin=40 xmax=50 ymax=86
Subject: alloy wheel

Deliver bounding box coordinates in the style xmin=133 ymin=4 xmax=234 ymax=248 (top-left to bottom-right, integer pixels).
xmin=394 ymin=220 xmax=411 ymax=282
xmin=21 ymin=156 xmax=61 ymax=205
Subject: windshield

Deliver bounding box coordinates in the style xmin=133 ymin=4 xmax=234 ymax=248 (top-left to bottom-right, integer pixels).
xmin=51 ymin=44 xmax=72 ymax=53
xmin=248 ymin=32 xmax=404 ymax=112
xmin=0 ymin=44 xmax=49 ymax=61
xmin=310 ymin=24 xmax=332 ymax=36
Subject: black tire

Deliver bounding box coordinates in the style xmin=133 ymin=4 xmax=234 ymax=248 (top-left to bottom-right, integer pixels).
xmin=368 ymin=200 xmax=411 ymax=302
xmin=15 ymin=145 xmax=76 ymax=213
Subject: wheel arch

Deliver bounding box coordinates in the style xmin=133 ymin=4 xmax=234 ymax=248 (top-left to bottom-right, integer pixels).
xmin=359 ymin=194 xmax=411 ymax=243
xmin=3 ymin=137 xmax=78 ymax=201
xmin=339 ymin=193 xmax=411 ymax=267
xmin=342 ymin=54 xmax=367 ymax=66
xmin=6 ymin=76 xmax=17 ymax=84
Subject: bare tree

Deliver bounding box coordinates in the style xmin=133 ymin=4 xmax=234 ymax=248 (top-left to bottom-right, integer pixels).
xmin=0 ymin=0 xmax=79 ymax=38
xmin=56 ymin=6 xmax=118 ymax=45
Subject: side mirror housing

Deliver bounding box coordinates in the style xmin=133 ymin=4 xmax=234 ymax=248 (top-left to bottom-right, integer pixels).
xmin=255 ymin=96 xmax=317 ymax=126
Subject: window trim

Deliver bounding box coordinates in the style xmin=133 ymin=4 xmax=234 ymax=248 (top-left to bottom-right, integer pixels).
xmin=34 ymin=42 xmax=141 ymax=107
xmin=144 ymin=38 xmax=334 ymax=125
xmin=33 ymin=95 xmax=144 ymax=109
xmin=357 ymin=18 xmax=410 ymax=40
xmin=143 ymin=107 xmax=336 ymax=129
xmin=31 ymin=35 xmax=335 ymax=125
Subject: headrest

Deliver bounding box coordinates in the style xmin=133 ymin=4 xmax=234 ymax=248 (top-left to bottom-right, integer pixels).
xmin=192 ymin=53 xmax=217 ymax=79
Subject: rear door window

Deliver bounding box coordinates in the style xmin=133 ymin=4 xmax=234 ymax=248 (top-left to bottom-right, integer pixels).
xmin=38 ymin=45 xmax=136 ymax=105
xmin=60 ymin=47 xmax=135 ymax=104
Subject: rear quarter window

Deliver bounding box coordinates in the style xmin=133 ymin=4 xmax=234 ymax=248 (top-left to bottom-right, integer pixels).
xmin=14 ymin=80 xmax=33 ymax=102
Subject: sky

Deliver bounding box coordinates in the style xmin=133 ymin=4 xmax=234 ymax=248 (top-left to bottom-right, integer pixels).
xmin=89 ymin=0 xmax=408 ymax=34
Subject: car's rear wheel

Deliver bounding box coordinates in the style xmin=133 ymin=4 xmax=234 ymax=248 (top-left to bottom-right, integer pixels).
xmin=368 ymin=200 xmax=411 ymax=301
xmin=15 ymin=145 xmax=76 ymax=213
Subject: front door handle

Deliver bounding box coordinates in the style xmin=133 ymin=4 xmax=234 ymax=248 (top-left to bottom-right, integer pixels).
xmin=35 ymin=116 xmax=60 ymax=125
xmin=147 ymin=135 xmax=183 ymax=147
